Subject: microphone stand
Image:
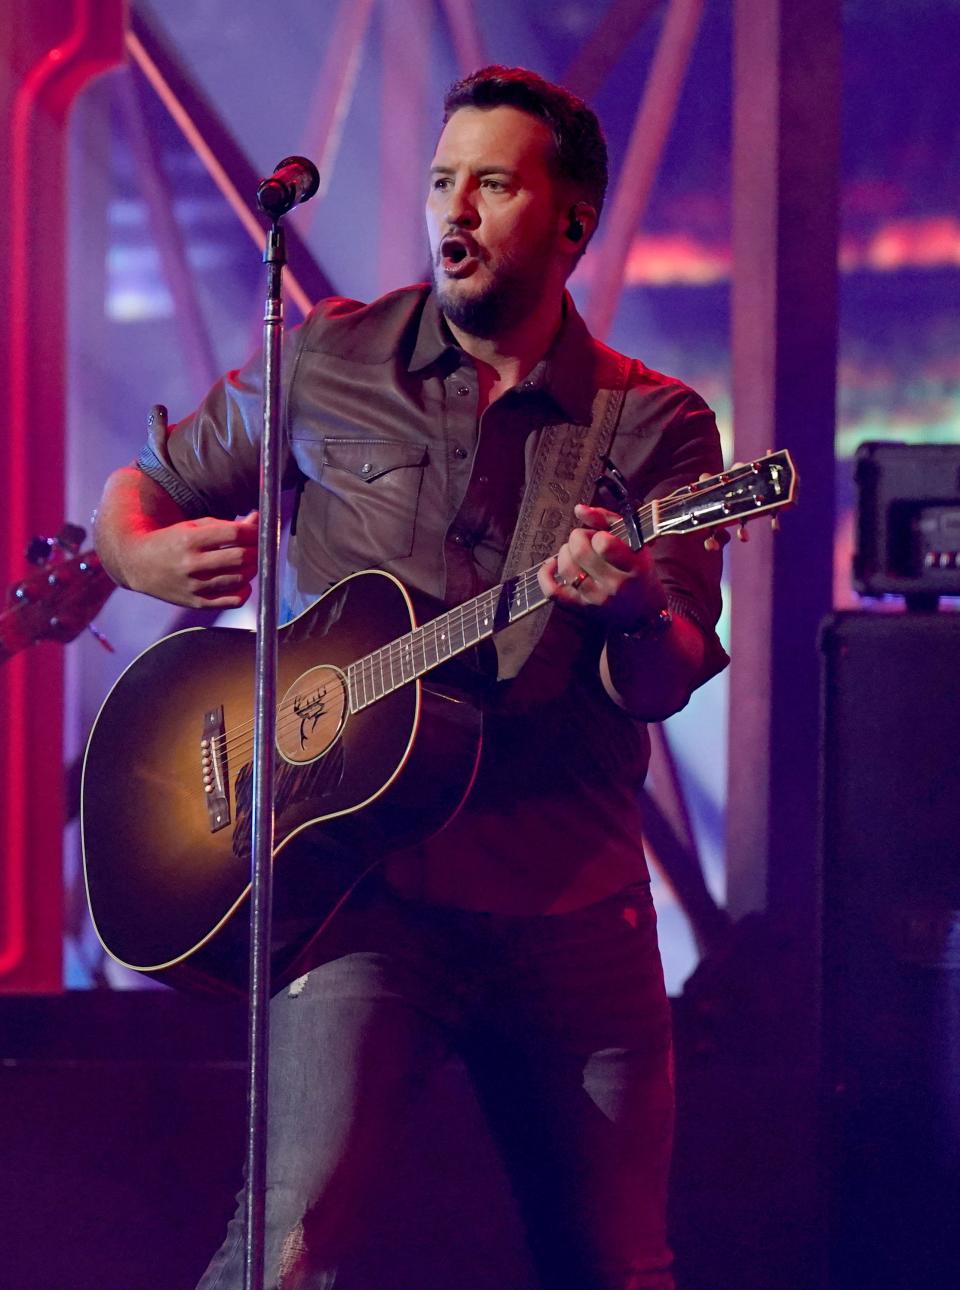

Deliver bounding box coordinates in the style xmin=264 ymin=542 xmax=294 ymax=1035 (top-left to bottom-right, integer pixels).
xmin=244 ymin=213 xmax=284 ymax=1290
xmin=244 ymin=156 xmax=318 ymax=1289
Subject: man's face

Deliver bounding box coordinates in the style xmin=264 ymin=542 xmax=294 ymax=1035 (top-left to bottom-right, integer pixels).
xmin=426 ymin=105 xmax=570 ymax=336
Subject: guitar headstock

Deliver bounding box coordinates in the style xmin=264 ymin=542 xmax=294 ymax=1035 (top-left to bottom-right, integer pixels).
xmin=655 ymin=450 xmax=798 ymax=538
xmin=1 ymin=525 xmax=116 ymax=661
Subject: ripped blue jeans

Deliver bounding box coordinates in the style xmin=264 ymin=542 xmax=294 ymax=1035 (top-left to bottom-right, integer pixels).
xmin=196 ymin=879 xmax=674 ymax=1290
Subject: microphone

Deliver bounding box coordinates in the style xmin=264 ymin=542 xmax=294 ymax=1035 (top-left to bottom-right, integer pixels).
xmin=256 ymin=156 xmax=321 ymax=218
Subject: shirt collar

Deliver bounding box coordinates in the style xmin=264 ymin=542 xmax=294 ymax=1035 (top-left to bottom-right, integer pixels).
xmin=408 ymin=290 xmax=600 ymax=426
xmin=407 ymin=290 xmax=460 ymax=373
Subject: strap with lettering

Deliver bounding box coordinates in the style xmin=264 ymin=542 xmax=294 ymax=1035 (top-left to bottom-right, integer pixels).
xmin=495 ymin=352 xmax=632 ymax=680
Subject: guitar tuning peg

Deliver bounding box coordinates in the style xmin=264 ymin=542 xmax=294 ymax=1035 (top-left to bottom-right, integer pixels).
xmin=737 ymin=523 xmax=750 ymax=543
xmin=703 ymin=533 xmax=721 ymax=552
xmin=57 ymin=522 xmax=86 ymax=553
xmin=26 ymin=536 xmax=53 ymax=566
xmin=770 ymin=514 xmax=781 ymax=533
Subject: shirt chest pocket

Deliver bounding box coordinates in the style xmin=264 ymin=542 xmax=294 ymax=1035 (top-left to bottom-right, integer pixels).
xmin=308 ymin=437 xmax=429 ymax=566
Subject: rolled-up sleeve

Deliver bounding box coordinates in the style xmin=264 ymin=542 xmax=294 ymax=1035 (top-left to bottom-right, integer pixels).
xmin=621 ymin=386 xmax=730 ymax=687
xmin=137 ymin=331 xmax=304 ymax=519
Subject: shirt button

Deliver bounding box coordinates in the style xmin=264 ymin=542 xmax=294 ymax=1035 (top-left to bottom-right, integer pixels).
xmin=453 ymin=446 xmax=468 ymax=459
xmin=450 ymin=533 xmax=465 ymax=545
xmin=456 ymin=385 xmax=471 ymax=397
xmin=477 ymin=475 xmax=489 ymax=485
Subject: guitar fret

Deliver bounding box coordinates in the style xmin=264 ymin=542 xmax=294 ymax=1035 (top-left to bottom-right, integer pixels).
xmin=420 ymin=625 xmax=433 ymax=673
xmin=401 ymin=635 xmax=414 ymax=684
xmin=357 ymin=659 xmax=367 ymax=709
xmin=373 ymin=648 xmax=384 ymax=701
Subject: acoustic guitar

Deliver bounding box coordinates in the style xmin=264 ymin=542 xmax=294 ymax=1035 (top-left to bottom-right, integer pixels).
xmin=82 ymin=451 xmax=797 ymax=995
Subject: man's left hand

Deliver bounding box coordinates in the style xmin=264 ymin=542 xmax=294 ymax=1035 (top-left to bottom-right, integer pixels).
xmin=538 ymin=503 xmax=667 ymax=632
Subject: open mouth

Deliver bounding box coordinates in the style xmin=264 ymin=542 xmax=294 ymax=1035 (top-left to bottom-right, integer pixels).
xmin=439 ymin=235 xmax=481 ymax=277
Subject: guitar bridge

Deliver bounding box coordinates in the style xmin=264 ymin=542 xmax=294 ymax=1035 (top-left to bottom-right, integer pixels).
xmin=201 ymin=706 xmax=231 ymax=833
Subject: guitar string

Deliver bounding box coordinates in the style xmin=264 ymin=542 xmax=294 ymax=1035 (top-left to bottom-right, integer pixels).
xmin=206 ymin=531 xmax=574 ymax=760
xmin=204 ymin=465 xmax=783 ymax=759
xmin=207 ymin=555 xmax=545 ymax=759
xmin=208 ymin=566 xmax=544 ymax=759
xmin=206 ymin=495 xmax=643 ymax=758
xmin=205 ymin=474 xmax=737 ymax=760
xmin=203 ymin=470 xmax=759 ymax=760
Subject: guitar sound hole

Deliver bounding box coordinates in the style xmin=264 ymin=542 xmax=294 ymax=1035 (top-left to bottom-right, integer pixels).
xmin=277 ymin=665 xmax=348 ymax=765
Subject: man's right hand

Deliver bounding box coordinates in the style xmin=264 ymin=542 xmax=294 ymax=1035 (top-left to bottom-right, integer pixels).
xmin=95 ymin=466 xmax=260 ymax=610
xmin=122 ymin=511 xmax=260 ymax=609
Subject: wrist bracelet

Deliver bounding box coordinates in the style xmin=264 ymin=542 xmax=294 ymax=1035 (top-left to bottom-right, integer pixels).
xmin=623 ymin=607 xmax=673 ymax=641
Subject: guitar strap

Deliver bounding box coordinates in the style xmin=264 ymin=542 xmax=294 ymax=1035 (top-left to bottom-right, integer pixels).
xmin=495 ymin=350 xmax=632 ymax=680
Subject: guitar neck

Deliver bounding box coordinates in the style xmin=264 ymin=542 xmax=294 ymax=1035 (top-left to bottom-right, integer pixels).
xmin=344 ymin=448 xmax=798 ymax=713
xmin=345 ymin=504 xmax=661 ymax=713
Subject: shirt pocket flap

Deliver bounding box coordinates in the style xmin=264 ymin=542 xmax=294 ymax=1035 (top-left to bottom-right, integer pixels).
xmin=321 ymin=438 xmax=428 ymax=482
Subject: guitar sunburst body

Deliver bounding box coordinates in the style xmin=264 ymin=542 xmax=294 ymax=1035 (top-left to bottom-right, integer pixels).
xmin=82 ymin=570 xmax=483 ymax=995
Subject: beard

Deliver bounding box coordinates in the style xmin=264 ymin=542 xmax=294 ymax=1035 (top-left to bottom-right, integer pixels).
xmin=434 ymin=274 xmax=519 ymax=337
xmin=432 ymin=231 xmax=557 ymax=339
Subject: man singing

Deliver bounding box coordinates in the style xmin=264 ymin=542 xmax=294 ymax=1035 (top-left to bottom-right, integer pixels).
xmin=95 ymin=65 xmax=727 ymax=1290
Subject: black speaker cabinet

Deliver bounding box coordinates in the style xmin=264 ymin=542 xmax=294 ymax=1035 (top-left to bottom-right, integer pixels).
xmin=819 ymin=611 xmax=960 ymax=1290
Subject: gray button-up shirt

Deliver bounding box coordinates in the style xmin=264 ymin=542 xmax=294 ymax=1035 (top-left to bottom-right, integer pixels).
xmin=139 ymin=284 xmax=728 ymax=913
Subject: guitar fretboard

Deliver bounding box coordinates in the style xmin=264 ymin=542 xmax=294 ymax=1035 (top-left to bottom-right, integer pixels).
xmin=343 ymin=448 xmax=795 ymax=713
xmin=345 ymin=504 xmax=659 ymax=712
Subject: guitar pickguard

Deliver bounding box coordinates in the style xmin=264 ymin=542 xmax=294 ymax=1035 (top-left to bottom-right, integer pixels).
xmin=231 ymin=740 xmax=347 ymax=861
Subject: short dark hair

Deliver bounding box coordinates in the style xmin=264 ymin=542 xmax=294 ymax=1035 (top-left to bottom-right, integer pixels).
xmin=442 ymin=65 xmax=609 ymax=219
